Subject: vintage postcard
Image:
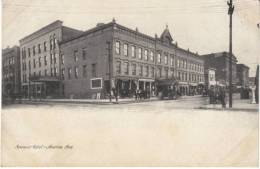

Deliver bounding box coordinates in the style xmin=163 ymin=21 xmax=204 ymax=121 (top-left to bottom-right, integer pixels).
xmin=1 ymin=0 xmax=259 ymax=167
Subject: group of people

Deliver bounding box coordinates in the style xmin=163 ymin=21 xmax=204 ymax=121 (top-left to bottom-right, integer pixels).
xmin=135 ymin=88 xmax=151 ymax=100
xmin=208 ymin=86 xmax=226 ymax=108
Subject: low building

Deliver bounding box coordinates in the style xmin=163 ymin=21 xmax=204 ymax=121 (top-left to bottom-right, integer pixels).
xmin=201 ymin=52 xmax=238 ymax=87
xmin=2 ymin=46 xmax=21 ymax=99
xmin=59 ymin=20 xmax=205 ymax=99
xmin=236 ymin=64 xmax=249 ymax=88
xmin=19 ymin=20 xmax=83 ymax=98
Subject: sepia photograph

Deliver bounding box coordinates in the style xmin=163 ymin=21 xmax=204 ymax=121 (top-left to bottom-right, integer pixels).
xmin=1 ymin=0 xmax=260 ymax=167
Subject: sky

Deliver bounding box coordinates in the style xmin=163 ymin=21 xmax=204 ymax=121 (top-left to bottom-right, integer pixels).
xmin=2 ymin=0 xmax=260 ymax=76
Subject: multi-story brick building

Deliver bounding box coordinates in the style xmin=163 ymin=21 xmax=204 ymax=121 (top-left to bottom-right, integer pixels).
xmin=60 ymin=20 xmax=205 ymax=99
xmin=236 ymin=64 xmax=249 ymax=88
xmin=19 ymin=20 xmax=83 ymax=98
xmin=2 ymin=46 xmax=21 ymax=98
xmin=201 ymin=52 xmax=238 ymax=86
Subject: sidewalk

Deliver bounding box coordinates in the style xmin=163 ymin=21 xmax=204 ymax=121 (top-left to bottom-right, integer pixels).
xmin=18 ymin=97 xmax=160 ymax=105
xmin=199 ymin=99 xmax=259 ymax=112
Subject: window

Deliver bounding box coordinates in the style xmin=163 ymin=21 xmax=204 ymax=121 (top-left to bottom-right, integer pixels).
xmin=92 ymin=63 xmax=97 ymax=77
xmin=178 ymin=72 xmax=181 ymax=80
xmin=132 ymin=63 xmax=136 ymax=75
xmin=164 ymin=55 xmax=168 ymax=64
xmin=150 ymin=51 xmax=154 ymax=62
xmin=151 ymin=67 xmax=155 ymax=77
xmin=123 ymin=44 xmax=128 ymax=56
xmin=38 ymin=44 xmax=41 ymax=54
xmin=28 ymin=48 xmax=31 ymax=57
xmin=131 ymin=46 xmax=136 ymax=57
xmin=28 ymin=60 xmax=30 ymax=70
xmin=157 ymin=67 xmax=162 ymax=77
xmin=115 ymin=41 xmax=120 ymax=54
xmin=33 ymin=59 xmax=36 ymax=68
xmin=82 ymin=48 xmax=87 ymax=60
xmin=170 ymin=69 xmax=174 ymax=78
xmin=50 ymin=54 xmax=53 ymax=64
xmin=75 ymin=67 xmax=79 ymax=78
xmin=144 ymin=50 xmax=148 ymax=60
xmin=145 ymin=65 xmax=149 ymax=77
xmin=38 ymin=57 xmax=41 ymax=67
xmin=170 ymin=57 xmax=174 ymax=66
xmin=165 ymin=68 xmax=168 ymax=78
xmin=51 ymin=68 xmax=54 ymax=76
xmin=44 ymin=42 xmax=47 ymax=51
xmin=157 ymin=53 xmax=161 ymax=63
xmin=61 ymin=54 xmax=64 ymax=64
xmin=33 ymin=72 xmax=36 ymax=77
xmin=116 ymin=61 xmax=121 ymax=74
xmin=44 ymin=56 xmax=47 ymax=65
xmin=177 ymin=59 xmax=180 ymax=68
xmin=124 ymin=62 xmax=129 ymax=75
xmin=54 ymin=67 xmax=57 ymax=76
xmin=54 ymin=53 xmax=57 ymax=64
xmin=53 ymin=37 xmax=56 ymax=49
xmin=33 ymin=46 xmax=36 ymax=56
xmin=138 ymin=48 xmax=142 ymax=59
xmin=50 ymin=38 xmax=53 ymax=50
xmin=68 ymin=68 xmax=71 ymax=79
xmin=38 ymin=71 xmax=41 ymax=77
xmin=83 ymin=65 xmax=87 ymax=78
xmin=74 ymin=50 xmax=78 ymax=62
xmin=61 ymin=68 xmax=65 ymax=79
xmin=45 ymin=69 xmax=48 ymax=76
xmin=139 ymin=65 xmax=143 ymax=76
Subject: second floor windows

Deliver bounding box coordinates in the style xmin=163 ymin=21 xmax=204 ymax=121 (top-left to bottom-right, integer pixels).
xmin=74 ymin=50 xmax=78 ymax=62
xmin=138 ymin=48 xmax=142 ymax=59
xmin=131 ymin=46 xmax=136 ymax=57
xmin=92 ymin=63 xmax=97 ymax=77
xmin=82 ymin=48 xmax=87 ymax=60
xmin=44 ymin=56 xmax=47 ymax=65
xmin=157 ymin=53 xmax=161 ymax=63
xmin=61 ymin=54 xmax=64 ymax=64
xmin=150 ymin=51 xmax=154 ymax=62
xmin=132 ymin=63 xmax=136 ymax=75
xmin=123 ymin=44 xmax=128 ymax=56
xmin=116 ymin=61 xmax=121 ymax=74
xmin=75 ymin=67 xmax=79 ymax=78
xmin=164 ymin=55 xmax=168 ymax=65
xmin=124 ymin=62 xmax=129 ymax=75
xmin=68 ymin=68 xmax=72 ymax=79
xmin=144 ymin=50 xmax=148 ymax=60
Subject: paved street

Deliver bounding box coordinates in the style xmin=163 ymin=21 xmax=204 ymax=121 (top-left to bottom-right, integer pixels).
xmin=1 ymin=96 xmax=259 ymax=166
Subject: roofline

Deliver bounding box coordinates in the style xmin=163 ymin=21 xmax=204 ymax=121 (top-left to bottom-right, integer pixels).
xmin=19 ymin=20 xmax=63 ymax=43
xmin=59 ymin=21 xmax=202 ymax=59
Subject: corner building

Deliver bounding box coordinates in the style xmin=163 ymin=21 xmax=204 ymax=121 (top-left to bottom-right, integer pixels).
xmin=19 ymin=20 xmax=83 ymax=98
xmin=60 ymin=20 xmax=205 ymax=99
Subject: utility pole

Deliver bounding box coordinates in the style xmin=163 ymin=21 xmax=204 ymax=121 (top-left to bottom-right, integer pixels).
xmin=227 ymin=0 xmax=234 ymax=108
xmin=106 ymin=41 xmax=112 ymax=102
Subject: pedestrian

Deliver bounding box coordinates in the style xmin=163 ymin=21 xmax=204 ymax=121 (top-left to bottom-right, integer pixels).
xmin=219 ymin=88 xmax=226 ymax=108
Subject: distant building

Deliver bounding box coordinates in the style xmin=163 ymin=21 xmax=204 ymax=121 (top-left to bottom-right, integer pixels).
xmin=201 ymin=52 xmax=238 ymax=86
xmin=59 ymin=20 xmax=205 ymax=99
xmin=236 ymin=64 xmax=249 ymax=88
xmin=19 ymin=20 xmax=83 ymax=98
xmin=2 ymin=46 xmax=21 ymax=98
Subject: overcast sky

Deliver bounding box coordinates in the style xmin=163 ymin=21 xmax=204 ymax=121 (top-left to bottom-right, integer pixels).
xmin=2 ymin=0 xmax=260 ymax=76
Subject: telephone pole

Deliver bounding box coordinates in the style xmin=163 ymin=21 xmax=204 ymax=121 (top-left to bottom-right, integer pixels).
xmin=227 ymin=0 xmax=234 ymax=108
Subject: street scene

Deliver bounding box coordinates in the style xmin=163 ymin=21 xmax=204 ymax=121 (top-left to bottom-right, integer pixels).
xmin=1 ymin=0 xmax=260 ymax=167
